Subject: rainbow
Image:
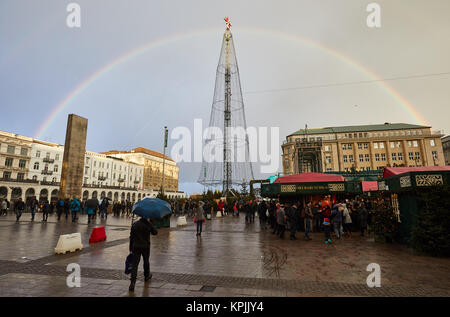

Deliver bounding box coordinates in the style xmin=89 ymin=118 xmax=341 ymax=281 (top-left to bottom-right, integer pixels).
xmin=34 ymin=27 xmax=429 ymax=139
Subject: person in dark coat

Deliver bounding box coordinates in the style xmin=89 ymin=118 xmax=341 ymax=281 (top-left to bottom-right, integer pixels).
xmin=42 ymin=200 xmax=50 ymax=222
xmin=287 ymin=203 xmax=299 ymax=240
xmin=129 ymin=217 xmax=158 ymax=292
xmin=14 ymin=198 xmax=25 ymax=222
xmin=30 ymin=197 xmax=38 ymax=221
xmin=258 ymin=201 xmax=268 ymax=229
xmin=64 ymin=198 xmax=70 ymax=219
xmin=56 ymin=198 xmax=64 ymax=220
xmin=358 ymin=202 xmax=369 ymax=237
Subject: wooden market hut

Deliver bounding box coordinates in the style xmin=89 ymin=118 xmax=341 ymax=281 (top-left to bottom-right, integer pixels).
xmin=378 ymin=166 xmax=450 ymax=244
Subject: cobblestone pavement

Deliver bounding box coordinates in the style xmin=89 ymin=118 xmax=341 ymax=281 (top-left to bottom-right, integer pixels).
xmin=0 ymin=212 xmax=449 ymax=297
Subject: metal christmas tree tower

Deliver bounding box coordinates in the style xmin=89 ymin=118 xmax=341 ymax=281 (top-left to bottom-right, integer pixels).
xmin=198 ymin=18 xmax=254 ymax=195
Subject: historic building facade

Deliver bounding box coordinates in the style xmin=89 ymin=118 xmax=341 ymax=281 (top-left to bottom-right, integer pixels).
xmin=0 ymin=130 xmax=185 ymax=203
xmin=103 ymin=148 xmax=179 ymax=192
xmin=282 ymin=123 xmax=445 ymax=175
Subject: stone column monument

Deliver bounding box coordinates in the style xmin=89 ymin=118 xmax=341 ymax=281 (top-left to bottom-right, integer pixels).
xmin=59 ymin=114 xmax=88 ymax=199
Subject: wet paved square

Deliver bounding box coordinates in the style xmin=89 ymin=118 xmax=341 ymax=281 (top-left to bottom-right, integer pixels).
xmin=0 ymin=212 xmax=449 ymax=297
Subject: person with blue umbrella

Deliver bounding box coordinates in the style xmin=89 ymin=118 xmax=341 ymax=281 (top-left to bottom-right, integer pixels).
xmin=128 ymin=198 xmax=169 ymax=292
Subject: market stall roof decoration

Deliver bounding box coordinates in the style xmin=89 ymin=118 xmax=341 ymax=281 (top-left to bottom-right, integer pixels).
xmin=383 ymin=166 xmax=450 ymax=178
xmin=361 ymin=181 xmax=379 ymax=192
xmin=274 ymin=172 xmax=345 ymax=184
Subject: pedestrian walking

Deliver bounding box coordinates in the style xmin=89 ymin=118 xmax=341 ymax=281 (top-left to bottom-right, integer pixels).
xmin=100 ymin=199 xmax=109 ymax=219
xmin=1 ymin=199 xmax=7 ymax=216
xmin=128 ymin=217 xmax=158 ymax=292
xmin=56 ymin=198 xmax=64 ymax=220
xmin=287 ymin=203 xmax=299 ymax=240
xmin=358 ymin=202 xmax=369 ymax=237
xmin=64 ymin=198 xmax=70 ymax=220
xmin=343 ymin=203 xmax=353 ymax=238
xmin=70 ymin=197 xmax=81 ymax=222
xmin=194 ymin=201 xmax=205 ymax=236
xmin=258 ymin=201 xmax=268 ymax=229
xmin=14 ymin=198 xmax=25 ymax=222
xmin=42 ymin=200 xmax=50 ymax=222
xmin=304 ymin=202 xmax=313 ymax=240
xmin=30 ymin=197 xmax=38 ymax=221
xmin=276 ymin=204 xmax=286 ymax=239
xmin=331 ymin=203 xmax=344 ymax=239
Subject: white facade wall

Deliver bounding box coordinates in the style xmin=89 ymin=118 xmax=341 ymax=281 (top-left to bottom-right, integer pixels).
xmin=28 ymin=142 xmax=64 ymax=183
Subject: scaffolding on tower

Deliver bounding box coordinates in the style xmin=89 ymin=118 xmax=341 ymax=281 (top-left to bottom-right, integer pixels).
xmin=198 ymin=18 xmax=254 ymax=195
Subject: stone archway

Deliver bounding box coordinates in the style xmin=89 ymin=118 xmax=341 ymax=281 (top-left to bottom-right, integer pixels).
xmin=50 ymin=189 xmax=59 ymax=203
xmin=39 ymin=188 xmax=48 ymax=202
xmin=126 ymin=193 xmax=130 ymax=202
xmin=0 ymin=186 xmax=7 ymax=199
xmin=100 ymin=191 xmax=106 ymax=200
xmin=83 ymin=190 xmax=89 ymax=201
xmin=92 ymin=191 xmax=98 ymax=199
xmin=107 ymin=191 xmax=112 ymax=200
xmin=11 ymin=188 xmax=22 ymax=202
xmin=132 ymin=193 xmax=136 ymax=202
xmin=25 ymin=188 xmax=35 ymax=204
xmin=121 ymin=192 xmax=125 ymax=202
xmin=114 ymin=192 xmax=119 ymax=201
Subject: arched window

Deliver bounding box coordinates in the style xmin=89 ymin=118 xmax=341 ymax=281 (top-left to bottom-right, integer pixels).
xmin=32 ymin=175 xmax=37 ymax=181
xmin=34 ymin=162 xmax=39 ymax=170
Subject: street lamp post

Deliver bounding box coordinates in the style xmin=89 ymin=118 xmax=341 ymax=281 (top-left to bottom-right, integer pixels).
xmin=160 ymin=126 xmax=168 ymax=196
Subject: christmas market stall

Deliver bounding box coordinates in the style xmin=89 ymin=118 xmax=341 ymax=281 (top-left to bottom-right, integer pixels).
xmin=261 ymin=172 xmax=352 ymax=205
xmin=379 ymin=166 xmax=450 ymax=254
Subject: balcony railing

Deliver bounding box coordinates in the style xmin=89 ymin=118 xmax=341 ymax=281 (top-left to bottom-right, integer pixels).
xmin=98 ymin=176 xmax=107 ymax=181
xmin=117 ymin=178 xmax=125 ymax=182
xmin=41 ymin=170 xmax=53 ymax=175
xmin=43 ymin=158 xmax=55 ymax=163
xmin=0 ymin=178 xmax=39 ymax=184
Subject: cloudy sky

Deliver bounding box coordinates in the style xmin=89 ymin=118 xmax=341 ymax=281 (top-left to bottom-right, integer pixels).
xmin=1 ymin=0 xmax=449 ymax=194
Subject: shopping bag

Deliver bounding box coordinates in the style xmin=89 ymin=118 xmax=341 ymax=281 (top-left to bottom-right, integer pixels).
xmin=124 ymin=253 xmax=133 ymax=275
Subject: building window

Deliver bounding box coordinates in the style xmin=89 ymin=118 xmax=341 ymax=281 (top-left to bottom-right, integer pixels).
xmin=36 ymin=151 xmax=40 ymax=158
xmin=21 ymin=148 xmax=27 ymax=156
xmin=85 ymin=166 xmax=89 ymax=175
xmin=46 ymin=152 xmax=50 ymax=159
xmin=373 ymin=143 xmax=378 ymax=149
xmin=390 ymin=142 xmax=395 ymax=149
xmin=324 ymin=145 xmax=331 ymax=152
xmin=348 ymin=144 xmax=353 ymax=150
xmin=19 ymin=159 xmax=26 ymax=169
xmin=381 ymin=153 xmax=386 ymax=161
xmin=52 ymin=177 xmax=57 ymax=182
xmin=17 ymin=173 xmax=24 ymax=181
xmin=409 ymin=152 xmax=414 ymax=160
xmin=343 ymin=155 xmax=348 ymax=163
xmin=413 ymin=140 xmax=418 ymax=147
xmin=365 ymin=154 xmax=370 ymax=162
xmin=349 ymin=155 xmax=354 ymax=163
xmin=432 ymin=151 xmax=438 ymax=160
xmin=34 ymin=162 xmax=39 ymax=170
xmin=54 ymin=165 xmax=58 ymax=172
xmin=392 ymin=153 xmax=397 ymax=161
xmin=379 ymin=142 xmax=385 ymax=149
xmin=430 ymin=140 xmax=435 ymax=147
xmin=398 ymin=153 xmax=403 ymax=161
xmin=326 ymin=156 xmax=332 ymax=164
xmin=55 ymin=154 xmax=60 ymax=160
xmin=375 ymin=154 xmax=380 ymax=161
xmin=5 ymin=157 xmax=13 ymax=167
xmin=7 ymin=145 xmax=15 ymax=154
xmin=32 ymin=175 xmax=37 ymax=181
xmin=94 ymin=161 xmax=96 ymax=167
xmin=359 ymin=154 xmax=364 ymax=162
xmin=415 ymin=152 xmax=420 ymax=160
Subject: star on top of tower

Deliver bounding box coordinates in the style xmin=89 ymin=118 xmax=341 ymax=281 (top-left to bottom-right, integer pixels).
xmin=224 ymin=17 xmax=232 ymax=30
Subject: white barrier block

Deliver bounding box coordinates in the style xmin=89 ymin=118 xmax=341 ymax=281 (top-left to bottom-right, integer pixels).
xmin=216 ymin=211 xmax=222 ymax=218
xmin=177 ymin=216 xmax=187 ymax=226
xmin=55 ymin=233 xmax=83 ymax=254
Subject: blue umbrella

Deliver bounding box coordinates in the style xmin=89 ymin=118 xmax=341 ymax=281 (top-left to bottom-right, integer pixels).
xmin=132 ymin=197 xmax=172 ymax=219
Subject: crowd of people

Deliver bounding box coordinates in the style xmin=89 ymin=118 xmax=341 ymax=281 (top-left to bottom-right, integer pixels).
xmin=0 ymin=196 xmax=140 ymax=224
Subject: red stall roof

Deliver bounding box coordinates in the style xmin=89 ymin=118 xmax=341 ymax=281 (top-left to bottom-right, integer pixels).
xmin=383 ymin=166 xmax=450 ymax=178
xmin=362 ymin=181 xmax=378 ymax=192
xmin=274 ymin=172 xmax=344 ymax=184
